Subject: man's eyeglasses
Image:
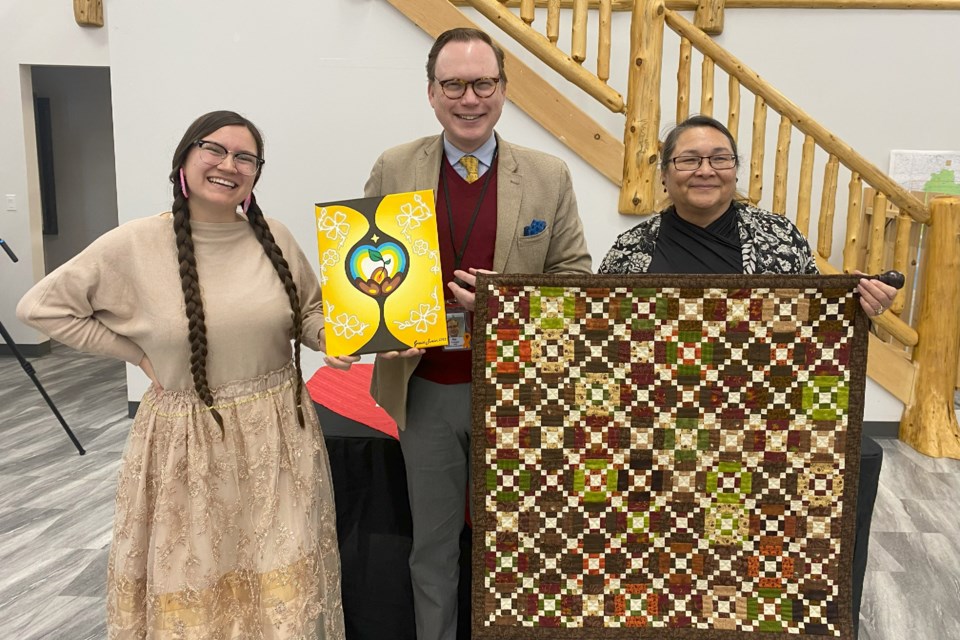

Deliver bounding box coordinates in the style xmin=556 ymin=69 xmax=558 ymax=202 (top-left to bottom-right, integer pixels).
xmin=194 ymin=140 xmax=264 ymax=176
xmin=436 ymin=77 xmax=501 ymax=100
xmin=670 ymin=154 xmax=737 ymax=171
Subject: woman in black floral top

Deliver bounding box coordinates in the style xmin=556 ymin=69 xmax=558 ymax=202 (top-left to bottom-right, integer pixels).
xmin=599 ymin=115 xmax=895 ymax=316
xmin=600 ymin=115 xmax=896 ymax=636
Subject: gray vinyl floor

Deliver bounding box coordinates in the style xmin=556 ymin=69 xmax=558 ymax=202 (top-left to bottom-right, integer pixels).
xmin=1 ymin=344 xmax=959 ymax=639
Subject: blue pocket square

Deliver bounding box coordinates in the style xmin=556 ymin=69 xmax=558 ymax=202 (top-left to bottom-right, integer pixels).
xmin=523 ymin=219 xmax=547 ymax=237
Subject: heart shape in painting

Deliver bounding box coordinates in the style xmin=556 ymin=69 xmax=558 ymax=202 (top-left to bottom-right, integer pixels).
xmin=348 ymin=242 xmax=408 ymax=297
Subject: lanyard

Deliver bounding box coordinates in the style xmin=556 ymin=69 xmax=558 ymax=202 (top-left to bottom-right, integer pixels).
xmin=440 ymin=149 xmax=498 ymax=272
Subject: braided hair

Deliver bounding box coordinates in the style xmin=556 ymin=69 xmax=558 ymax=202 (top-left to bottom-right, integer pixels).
xmin=245 ymin=193 xmax=306 ymax=428
xmin=169 ymin=111 xmax=307 ymax=432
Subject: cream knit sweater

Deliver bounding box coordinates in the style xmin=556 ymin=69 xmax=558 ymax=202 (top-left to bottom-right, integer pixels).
xmin=17 ymin=212 xmax=325 ymax=391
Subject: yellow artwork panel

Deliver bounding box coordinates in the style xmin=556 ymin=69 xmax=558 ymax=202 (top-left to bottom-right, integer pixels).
xmin=315 ymin=190 xmax=449 ymax=356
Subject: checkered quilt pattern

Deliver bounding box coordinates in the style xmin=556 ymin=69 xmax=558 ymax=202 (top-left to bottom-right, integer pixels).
xmin=471 ymin=274 xmax=868 ymax=640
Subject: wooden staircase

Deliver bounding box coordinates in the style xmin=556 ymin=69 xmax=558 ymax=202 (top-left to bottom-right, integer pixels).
xmin=385 ymin=0 xmax=960 ymax=458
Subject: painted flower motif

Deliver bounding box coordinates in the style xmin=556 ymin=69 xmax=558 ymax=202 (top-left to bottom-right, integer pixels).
xmin=411 ymin=239 xmax=429 ymax=256
xmin=318 ymin=249 xmax=340 ymax=285
xmin=397 ymin=202 xmax=423 ymax=232
xmin=321 ymin=249 xmax=339 ymax=266
xmin=318 ymin=209 xmax=348 ymax=241
xmin=333 ymin=312 xmax=365 ymax=339
xmin=410 ymin=303 xmax=438 ymax=333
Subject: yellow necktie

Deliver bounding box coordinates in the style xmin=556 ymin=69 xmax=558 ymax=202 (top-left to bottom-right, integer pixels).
xmin=460 ymin=155 xmax=480 ymax=183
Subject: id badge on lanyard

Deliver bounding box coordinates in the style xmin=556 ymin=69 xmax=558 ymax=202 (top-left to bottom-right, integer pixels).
xmin=440 ymin=149 xmax=497 ymax=352
xmin=444 ymin=302 xmax=472 ymax=351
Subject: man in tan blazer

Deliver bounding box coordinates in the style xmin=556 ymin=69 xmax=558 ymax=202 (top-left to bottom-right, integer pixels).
xmin=364 ymin=27 xmax=591 ymax=640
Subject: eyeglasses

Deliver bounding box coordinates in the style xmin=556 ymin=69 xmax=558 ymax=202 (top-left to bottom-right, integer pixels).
xmin=670 ymin=154 xmax=737 ymax=171
xmin=193 ymin=140 xmax=264 ymax=176
xmin=436 ymin=77 xmax=501 ymax=99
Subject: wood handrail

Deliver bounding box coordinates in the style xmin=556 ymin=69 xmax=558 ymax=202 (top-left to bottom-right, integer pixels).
xmin=452 ymin=0 xmax=639 ymax=7
xmin=664 ymin=9 xmax=930 ymax=224
xmin=454 ymin=0 xmax=960 ymax=9
xmin=463 ymin=0 xmax=626 ymax=112
xmin=699 ymin=0 xmax=960 ymax=7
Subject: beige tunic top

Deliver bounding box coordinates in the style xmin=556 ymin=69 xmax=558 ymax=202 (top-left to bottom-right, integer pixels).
xmin=17 ymin=212 xmax=325 ymax=391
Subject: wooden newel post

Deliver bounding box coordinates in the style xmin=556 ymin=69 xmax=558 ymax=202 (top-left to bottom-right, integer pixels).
xmin=619 ymin=0 xmax=665 ymax=215
xmin=899 ymin=196 xmax=960 ymax=459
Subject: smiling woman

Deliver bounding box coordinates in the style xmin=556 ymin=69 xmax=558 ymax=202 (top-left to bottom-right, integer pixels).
xmin=16 ymin=110 xmax=349 ymax=638
xmin=662 ymin=120 xmax=740 ymax=227
xmin=600 ymin=115 xmax=818 ymax=276
xmin=180 ymin=126 xmax=261 ymax=222
xmin=597 ymin=114 xmax=898 ymax=639
xmin=598 ymin=115 xmax=898 ymax=320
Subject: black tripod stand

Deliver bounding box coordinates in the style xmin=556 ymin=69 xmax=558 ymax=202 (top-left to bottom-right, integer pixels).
xmin=1 ymin=237 xmax=85 ymax=455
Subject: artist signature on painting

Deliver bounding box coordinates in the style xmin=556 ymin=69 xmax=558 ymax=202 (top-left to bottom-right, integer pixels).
xmin=413 ymin=337 xmax=449 ymax=348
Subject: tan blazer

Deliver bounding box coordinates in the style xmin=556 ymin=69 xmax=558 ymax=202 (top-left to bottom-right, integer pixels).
xmin=363 ymin=134 xmax=593 ymax=430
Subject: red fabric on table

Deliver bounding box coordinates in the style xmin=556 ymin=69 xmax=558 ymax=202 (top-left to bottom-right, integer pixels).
xmin=306 ymin=364 xmax=398 ymax=439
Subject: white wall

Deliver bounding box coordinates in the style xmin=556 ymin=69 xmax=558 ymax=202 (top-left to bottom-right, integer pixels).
xmin=0 ymin=0 xmax=110 ymax=345
xmin=32 ymin=66 xmax=118 ymax=272
xmin=5 ymin=0 xmax=957 ymax=416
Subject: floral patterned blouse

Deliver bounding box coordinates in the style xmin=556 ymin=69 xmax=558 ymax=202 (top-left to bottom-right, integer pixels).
xmin=598 ymin=202 xmax=819 ymax=275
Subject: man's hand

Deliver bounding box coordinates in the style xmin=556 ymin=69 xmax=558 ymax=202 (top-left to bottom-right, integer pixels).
xmin=447 ymin=268 xmax=497 ymax=312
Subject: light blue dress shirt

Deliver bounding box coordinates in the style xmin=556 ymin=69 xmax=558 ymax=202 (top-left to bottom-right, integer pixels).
xmin=442 ymin=134 xmax=498 ymax=180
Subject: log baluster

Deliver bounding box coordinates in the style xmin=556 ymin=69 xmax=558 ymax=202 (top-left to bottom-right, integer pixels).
xmin=547 ymin=0 xmax=561 ymax=43
xmin=891 ymin=210 xmax=913 ymax=314
xmin=727 ymin=76 xmax=740 ymax=145
xmin=520 ymin=0 xmax=535 ymax=24
xmin=867 ymin=191 xmax=888 ymax=274
xmin=748 ymin=95 xmax=767 ymax=205
xmin=572 ymin=0 xmax=589 ymax=63
xmin=817 ymin=154 xmax=839 ymax=259
xmin=598 ymin=0 xmax=612 ymax=83
xmin=700 ymin=56 xmax=715 ymax=117
xmin=772 ymin=114 xmax=791 ymax=214
xmin=842 ymin=172 xmax=863 ymax=272
xmin=677 ymin=38 xmax=692 ymax=124
xmin=795 ymin=135 xmax=815 ymax=236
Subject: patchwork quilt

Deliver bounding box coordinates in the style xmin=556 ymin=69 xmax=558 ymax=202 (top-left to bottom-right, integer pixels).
xmin=471 ymin=274 xmax=868 ymax=639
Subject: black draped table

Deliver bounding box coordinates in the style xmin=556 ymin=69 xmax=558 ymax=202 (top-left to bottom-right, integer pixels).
xmin=309 ymin=365 xmax=472 ymax=640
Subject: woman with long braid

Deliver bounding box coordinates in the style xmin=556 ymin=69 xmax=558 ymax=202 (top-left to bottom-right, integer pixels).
xmin=18 ymin=111 xmax=353 ymax=638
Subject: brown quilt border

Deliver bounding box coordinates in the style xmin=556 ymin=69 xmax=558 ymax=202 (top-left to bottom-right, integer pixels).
xmin=471 ymin=273 xmax=869 ymax=640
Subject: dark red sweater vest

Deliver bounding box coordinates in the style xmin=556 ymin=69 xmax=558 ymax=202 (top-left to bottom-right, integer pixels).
xmin=413 ymin=156 xmax=499 ymax=384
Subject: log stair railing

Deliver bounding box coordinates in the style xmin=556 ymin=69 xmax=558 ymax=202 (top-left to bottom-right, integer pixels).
xmin=390 ymin=0 xmax=960 ymax=457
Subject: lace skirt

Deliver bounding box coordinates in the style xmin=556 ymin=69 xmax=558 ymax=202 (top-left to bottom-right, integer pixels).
xmin=106 ymin=364 xmax=345 ymax=639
